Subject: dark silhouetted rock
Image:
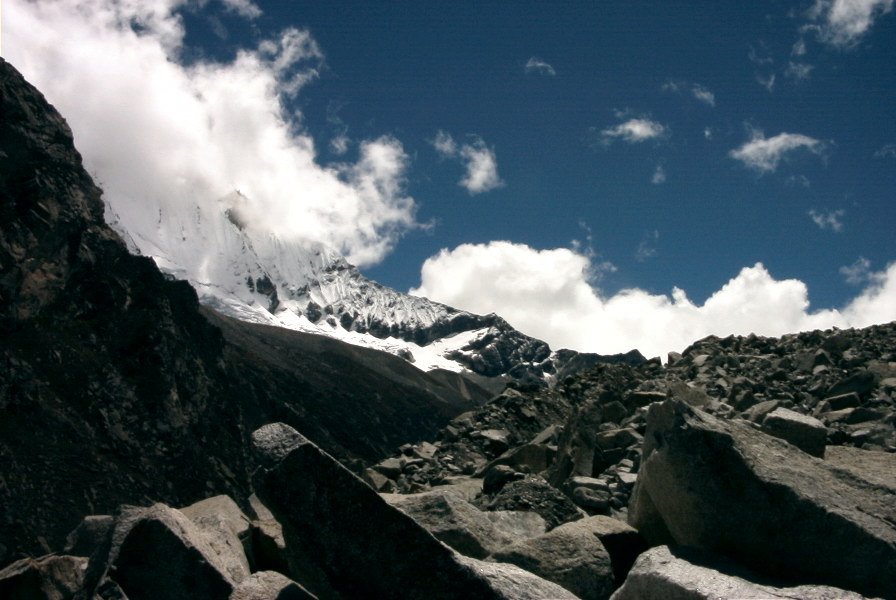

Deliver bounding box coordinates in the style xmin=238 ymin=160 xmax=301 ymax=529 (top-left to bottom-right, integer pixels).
xmin=487 ymin=476 xmax=584 ymax=530
xmin=252 ymin=423 xmax=574 ymax=599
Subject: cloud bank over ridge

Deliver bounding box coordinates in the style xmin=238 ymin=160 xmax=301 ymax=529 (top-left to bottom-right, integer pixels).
xmin=412 ymin=241 xmax=896 ymax=359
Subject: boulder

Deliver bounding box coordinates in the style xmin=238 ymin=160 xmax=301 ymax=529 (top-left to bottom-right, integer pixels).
xmin=251 ymin=423 xmax=576 ymax=599
xmin=484 ymin=511 xmax=547 ymax=543
xmin=63 ymin=515 xmax=114 ymax=557
xmin=90 ymin=503 xmax=237 ymax=600
xmin=247 ymin=494 xmax=289 ymax=576
xmin=629 ymin=399 xmax=896 ymax=599
xmin=578 ymin=516 xmax=648 ymax=586
xmin=760 ymin=407 xmax=827 ymax=457
xmin=0 ymin=555 xmax=87 ymax=600
xmin=490 ymin=516 xmax=615 ymax=600
xmin=230 ymin=571 xmax=317 ymax=600
xmin=455 ymin=555 xmax=579 ymax=600
xmin=487 ymin=476 xmax=584 ymax=530
xmin=181 ymin=495 xmax=253 ymax=580
xmin=610 ymin=546 xmax=873 ymax=600
xmin=483 ymin=464 xmax=525 ymax=495
xmin=382 ymin=489 xmax=510 ymax=558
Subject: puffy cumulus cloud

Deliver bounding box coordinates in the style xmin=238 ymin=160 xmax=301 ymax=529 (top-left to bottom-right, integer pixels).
xmin=4 ymin=0 xmax=418 ymax=267
xmin=524 ymin=57 xmax=556 ymax=76
xmin=730 ymin=131 xmax=825 ymax=173
xmin=459 ymin=139 xmax=503 ymax=194
xmin=432 ymin=131 xmax=503 ymax=194
xmin=601 ymin=118 xmax=667 ymax=144
xmin=808 ymin=0 xmax=894 ymax=47
xmin=411 ymin=241 xmax=896 ymax=359
xmin=809 ymin=208 xmax=845 ymax=232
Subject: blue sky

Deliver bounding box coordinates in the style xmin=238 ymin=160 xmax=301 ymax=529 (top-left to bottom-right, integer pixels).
xmin=5 ymin=0 xmax=895 ymax=355
xmin=179 ymin=1 xmax=896 ymax=307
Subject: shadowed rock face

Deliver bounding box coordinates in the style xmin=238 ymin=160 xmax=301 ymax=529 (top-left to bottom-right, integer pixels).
xmin=0 ymin=58 xmax=487 ymax=562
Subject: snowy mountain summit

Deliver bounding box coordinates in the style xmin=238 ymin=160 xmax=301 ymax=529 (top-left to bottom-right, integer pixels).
xmin=106 ymin=190 xmax=643 ymax=383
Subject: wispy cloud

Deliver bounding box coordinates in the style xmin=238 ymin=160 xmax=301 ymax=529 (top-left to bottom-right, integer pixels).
xmin=220 ymin=0 xmax=263 ymax=19
xmin=524 ymin=57 xmax=556 ymax=76
xmin=874 ymin=143 xmax=896 ymax=158
xmin=807 ymin=0 xmax=894 ymax=47
xmin=809 ymin=208 xmax=845 ymax=232
xmin=730 ymin=131 xmax=825 ymax=173
xmin=662 ymin=80 xmax=716 ymax=107
xmin=840 ymin=257 xmax=873 ymax=284
xmin=785 ymin=61 xmax=814 ymax=81
xmin=601 ymin=117 xmax=667 ymax=144
xmin=432 ymin=130 xmax=459 ymax=157
xmin=432 ymin=131 xmax=504 ymax=194
xmin=651 ymin=165 xmax=666 ymax=185
xmin=636 ymin=230 xmax=660 ymax=261
xmin=756 ymin=73 xmax=776 ymax=93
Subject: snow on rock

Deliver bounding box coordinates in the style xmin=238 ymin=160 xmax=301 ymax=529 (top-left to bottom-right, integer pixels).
xmin=103 ymin=190 xmax=575 ymax=380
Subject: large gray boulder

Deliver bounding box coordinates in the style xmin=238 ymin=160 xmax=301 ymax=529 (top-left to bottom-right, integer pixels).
xmin=456 ymin=555 xmax=579 ymax=600
xmin=87 ymin=503 xmax=238 ymax=600
xmin=760 ymin=407 xmax=827 ymax=457
xmin=610 ymin=546 xmax=874 ymax=600
xmin=382 ymin=489 xmax=511 ymax=558
xmin=490 ymin=516 xmax=615 ymax=600
xmin=629 ymin=399 xmax=896 ymax=599
xmin=251 ymin=423 xmax=578 ymax=599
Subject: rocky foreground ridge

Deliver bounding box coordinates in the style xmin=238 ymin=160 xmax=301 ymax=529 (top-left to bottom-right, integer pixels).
xmin=2 ymin=58 xmax=896 ymax=599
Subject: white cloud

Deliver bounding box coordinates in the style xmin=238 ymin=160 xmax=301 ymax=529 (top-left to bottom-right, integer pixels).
xmin=651 ymin=165 xmax=666 ymax=185
xmin=330 ymin=133 xmax=350 ymax=155
xmin=219 ymin=0 xmax=262 ymax=19
xmin=730 ymin=131 xmax=825 ymax=173
xmin=809 ymin=0 xmax=894 ymax=47
xmin=432 ymin=130 xmax=459 ymax=157
xmin=809 ymin=208 xmax=845 ymax=232
xmin=525 ymin=57 xmax=556 ymax=76
xmin=601 ymin=118 xmax=667 ymax=144
xmin=840 ymin=257 xmax=872 ymax=284
xmin=690 ymin=84 xmax=716 ymax=107
xmin=4 ymin=0 xmax=418 ymax=268
xmin=433 ymin=131 xmax=503 ymax=194
xmin=786 ymin=174 xmax=812 ymax=187
xmin=704 ymin=127 xmax=713 ymax=140
xmin=661 ymin=80 xmax=715 ymax=107
xmin=459 ymin=139 xmax=504 ymax=194
xmin=411 ymin=241 xmax=896 ymax=358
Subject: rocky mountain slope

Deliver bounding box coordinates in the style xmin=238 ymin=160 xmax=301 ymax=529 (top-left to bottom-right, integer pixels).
xmin=0 ymin=57 xmax=485 ymax=561
xmin=105 ymin=166 xmax=643 ymax=385
xmin=3 ymin=56 xmax=895 ymax=599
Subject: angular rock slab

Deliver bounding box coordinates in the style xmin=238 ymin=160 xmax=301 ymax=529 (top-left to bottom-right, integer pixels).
xmin=252 ymin=423 xmax=574 ymax=599
xmin=382 ymin=489 xmax=511 ymax=558
xmin=0 ymin=555 xmax=87 ymax=600
xmin=230 ymin=570 xmax=317 ymax=600
xmin=629 ymin=399 xmax=896 ymax=599
xmin=92 ymin=503 xmax=237 ymax=600
xmin=760 ymin=407 xmax=827 ymax=457
xmin=610 ymin=546 xmax=874 ymax=600
xmin=490 ymin=516 xmax=615 ymax=600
